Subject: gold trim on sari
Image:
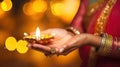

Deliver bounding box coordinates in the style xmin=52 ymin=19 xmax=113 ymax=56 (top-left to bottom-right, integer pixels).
xmin=87 ymin=0 xmax=117 ymax=67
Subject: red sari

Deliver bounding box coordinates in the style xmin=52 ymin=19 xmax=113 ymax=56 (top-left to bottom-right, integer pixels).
xmin=71 ymin=0 xmax=120 ymax=67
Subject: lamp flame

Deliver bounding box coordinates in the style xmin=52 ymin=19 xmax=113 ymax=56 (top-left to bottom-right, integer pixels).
xmin=36 ymin=27 xmax=40 ymax=40
xmin=24 ymin=32 xmax=28 ymax=36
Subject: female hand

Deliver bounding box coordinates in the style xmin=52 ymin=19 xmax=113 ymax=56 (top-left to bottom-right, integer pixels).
xmin=27 ymin=28 xmax=74 ymax=56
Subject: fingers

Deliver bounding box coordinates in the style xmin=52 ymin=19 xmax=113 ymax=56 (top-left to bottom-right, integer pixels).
xmin=27 ymin=43 xmax=77 ymax=56
xmin=59 ymin=47 xmax=77 ymax=56
xmin=27 ymin=43 xmax=59 ymax=56
xmin=57 ymin=44 xmax=77 ymax=56
xmin=30 ymin=43 xmax=51 ymax=52
xmin=56 ymin=35 xmax=81 ymax=56
xmin=28 ymin=43 xmax=57 ymax=56
xmin=27 ymin=43 xmax=52 ymax=55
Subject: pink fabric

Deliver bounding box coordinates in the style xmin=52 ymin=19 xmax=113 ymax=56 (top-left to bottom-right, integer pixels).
xmin=71 ymin=0 xmax=120 ymax=67
xmin=71 ymin=0 xmax=89 ymax=32
xmin=80 ymin=0 xmax=108 ymax=67
xmin=96 ymin=0 xmax=120 ymax=67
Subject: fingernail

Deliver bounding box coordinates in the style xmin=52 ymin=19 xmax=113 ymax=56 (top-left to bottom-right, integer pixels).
xmin=59 ymin=48 xmax=64 ymax=53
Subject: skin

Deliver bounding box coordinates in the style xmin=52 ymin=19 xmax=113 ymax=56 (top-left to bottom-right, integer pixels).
xmin=27 ymin=28 xmax=102 ymax=56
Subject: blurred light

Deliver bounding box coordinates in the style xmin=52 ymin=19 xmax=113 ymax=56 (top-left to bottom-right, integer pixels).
xmin=32 ymin=0 xmax=47 ymax=13
xmin=16 ymin=40 xmax=28 ymax=54
xmin=36 ymin=27 xmax=40 ymax=41
xmin=51 ymin=0 xmax=80 ymax=22
xmin=1 ymin=0 xmax=12 ymax=11
xmin=5 ymin=37 xmax=28 ymax=54
xmin=24 ymin=32 xmax=28 ymax=36
xmin=23 ymin=0 xmax=47 ymax=16
xmin=51 ymin=3 xmax=64 ymax=16
xmin=5 ymin=36 xmax=17 ymax=51
xmin=61 ymin=0 xmax=80 ymax=22
xmin=23 ymin=2 xmax=36 ymax=16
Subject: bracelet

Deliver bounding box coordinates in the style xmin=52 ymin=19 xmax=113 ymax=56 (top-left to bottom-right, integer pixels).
xmin=98 ymin=34 xmax=106 ymax=54
xmin=98 ymin=33 xmax=113 ymax=56
xmin=105 ymin=34 xmax=112 ymax=56
xmin=66 ymin=27 xmax=80 ymax=35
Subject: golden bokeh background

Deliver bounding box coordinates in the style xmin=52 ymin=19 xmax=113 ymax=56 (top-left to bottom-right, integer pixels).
xmin=0 ymin=0 xmax=82 ymax=67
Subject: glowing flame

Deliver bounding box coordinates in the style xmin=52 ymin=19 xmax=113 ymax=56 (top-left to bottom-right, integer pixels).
xmin=36 ymin=27 xmax=40 ymax=40
xmin=24 ymin=32 xmax=28 ymax=36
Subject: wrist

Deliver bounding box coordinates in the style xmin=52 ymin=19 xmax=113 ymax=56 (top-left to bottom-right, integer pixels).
xmin=84 ymin=34 xmax=92 ymax=46
xmin=87 ymin=34 xmax=102 ymax=47
xmin=77 ymin=34 xmax=90 ymax=46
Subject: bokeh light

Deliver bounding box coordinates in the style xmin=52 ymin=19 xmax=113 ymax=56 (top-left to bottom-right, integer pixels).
xmin=5 ymin=37 xmax=17 ymax=51
xmin=51 ymin=3 xmax=64 ymax=16
xmin=32 ymin=0 xmax=47 ymax=13
xmin=16 ymin=40 xmax=28 ymax=54
xmin=23 ymin=2 xmax=35 ymax=16
xmin=23 ymin=0 xmax=47 ymax=16
xmin=51 ymin=0 xmax=80 ymax=22
xmin=1 ymin=0 xmax=12 ymax=11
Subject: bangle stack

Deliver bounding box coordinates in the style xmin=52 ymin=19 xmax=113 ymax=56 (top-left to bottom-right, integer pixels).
xmin=98 ymin=33 xmax=113 ymax=56
xmin=66 ymin=27 xmax=80 ymax=35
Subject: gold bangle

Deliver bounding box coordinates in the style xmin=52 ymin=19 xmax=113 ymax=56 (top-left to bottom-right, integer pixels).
xmin=66 ymin=27 xmax=80 ymax=35
xmin=98 ymin=33 xmax=113 ymax=56
xmin=104 ymin=34 xmax=112 ymax=56
xmin=98 ymin=34 xmax=106 ymax=54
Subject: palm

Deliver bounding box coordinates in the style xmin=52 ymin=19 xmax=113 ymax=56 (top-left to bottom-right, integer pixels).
xmin=42 ymin=28 xmax=73 ymax=48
